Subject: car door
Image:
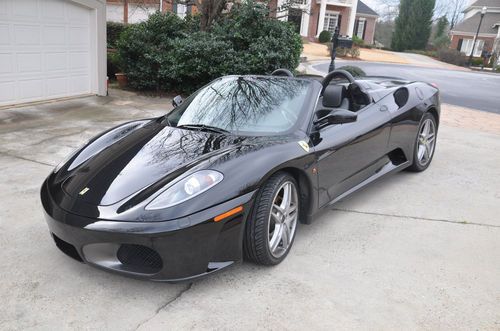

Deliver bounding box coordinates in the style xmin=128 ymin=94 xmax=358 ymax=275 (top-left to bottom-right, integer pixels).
xmin=313 ymin=101 xmax=392 ymax=208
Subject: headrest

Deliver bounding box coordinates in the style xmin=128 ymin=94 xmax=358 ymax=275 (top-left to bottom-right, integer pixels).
xmin=323 ymin=85 xmax=347 ymax=108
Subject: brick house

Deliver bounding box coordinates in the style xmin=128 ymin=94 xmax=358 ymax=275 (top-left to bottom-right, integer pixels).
xmin=450 ymin=0 xmax=500 ymax=59
xmin=107 ymin=0 xmax=378 ymax=44
xmin=107 ymin=0 xmax=196 ymax=23
xmin=271 ymin=0 xmax=378 ymax=44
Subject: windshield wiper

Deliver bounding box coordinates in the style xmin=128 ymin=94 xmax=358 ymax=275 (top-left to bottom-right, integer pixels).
xmin=177 ymin=124 xmax=230 ymax=135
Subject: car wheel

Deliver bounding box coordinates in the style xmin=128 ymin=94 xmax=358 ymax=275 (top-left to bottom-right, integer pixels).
xmin=244 ymin=172 xmax=299 ymax=265
xmin=407 ymin=112 xmax=437 ymax=172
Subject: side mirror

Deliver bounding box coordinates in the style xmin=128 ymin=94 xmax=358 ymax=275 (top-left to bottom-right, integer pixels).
xmin=314 ymin=109 xmax=357 ymax=129
xmin=172 ymin=95 xmax=183 ymax=108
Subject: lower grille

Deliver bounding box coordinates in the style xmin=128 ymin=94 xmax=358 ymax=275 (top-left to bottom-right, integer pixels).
xmin=116 ymin=244 xmax=163 ymax=272
xmin=52 ymin=234 xmax=83 ymax=262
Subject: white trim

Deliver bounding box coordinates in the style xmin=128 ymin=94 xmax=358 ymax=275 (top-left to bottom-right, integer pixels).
xmin=451 ymin=31 xmax=497 ymax=38
xmin=316 ymin=0 xmax=328 ymax=37
xmin=347 ymin=0 xmax=358 ymax=37
xmin=69 ymin=0 xmax=106 ymax=97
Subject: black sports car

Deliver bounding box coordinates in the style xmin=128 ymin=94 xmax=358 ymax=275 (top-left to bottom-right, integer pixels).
xmin=41 ymin=70 xmax=440 ymax=281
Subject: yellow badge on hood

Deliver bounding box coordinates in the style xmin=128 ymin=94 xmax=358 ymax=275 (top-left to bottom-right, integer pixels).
xmin=79 ymin=187 xmax=90 ymax=195
xmin=298 ymin=141 xmax=310 ymax=153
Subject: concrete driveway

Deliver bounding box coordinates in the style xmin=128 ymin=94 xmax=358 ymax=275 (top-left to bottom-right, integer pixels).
xmin=1 ymin=90 xmax=499 ymax=330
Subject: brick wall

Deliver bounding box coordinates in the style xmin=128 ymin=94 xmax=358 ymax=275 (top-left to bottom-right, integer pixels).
xmin=450 ymin=34 xmax=496 ymax=52
xmin=308 ymin=4 xmax=352 ymax=40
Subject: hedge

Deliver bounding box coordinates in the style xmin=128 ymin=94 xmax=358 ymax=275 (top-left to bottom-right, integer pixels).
xmin=115 ymin=1 xmax=302 ymax=93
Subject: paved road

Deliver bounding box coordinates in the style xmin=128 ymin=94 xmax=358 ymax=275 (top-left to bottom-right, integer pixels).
xmin=313 ymin=61 xmax=500 ymax=114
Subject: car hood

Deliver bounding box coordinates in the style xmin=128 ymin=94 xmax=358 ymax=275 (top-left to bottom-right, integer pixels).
xmin=60 ymin=119 xmax=246 ymax=206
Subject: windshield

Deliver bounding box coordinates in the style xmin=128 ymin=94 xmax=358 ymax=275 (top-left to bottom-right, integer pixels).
xmin=166 ymin=76 xmax=313 ymax=135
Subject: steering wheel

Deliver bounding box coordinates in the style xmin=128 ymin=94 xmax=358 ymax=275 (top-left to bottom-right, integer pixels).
xmin=321 ymin=70 xmax=356 ymax=94
xmin=271 ymin=69 xmax=294 ymax=77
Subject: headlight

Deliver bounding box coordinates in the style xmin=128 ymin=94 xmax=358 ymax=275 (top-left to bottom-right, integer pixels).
xmin=145 ymin=170 xmax=223 ymax=210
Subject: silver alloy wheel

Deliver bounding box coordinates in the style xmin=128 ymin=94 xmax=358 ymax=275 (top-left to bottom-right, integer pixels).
xmin=417 ymin=118 xmax=436 ymax=166
xmin=268 ymin=181 xmax=298 ymax=258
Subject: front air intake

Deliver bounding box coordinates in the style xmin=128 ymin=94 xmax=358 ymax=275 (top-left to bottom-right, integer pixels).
xmin=116 ymin=244 xmax=163 ymax=272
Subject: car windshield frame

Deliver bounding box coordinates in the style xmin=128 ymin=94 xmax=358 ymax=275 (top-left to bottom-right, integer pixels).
xmin=164 ymin=75 xmax=317 ymax=137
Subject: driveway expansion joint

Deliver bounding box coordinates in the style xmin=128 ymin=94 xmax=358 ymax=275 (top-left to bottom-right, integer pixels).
xmin=332 ymin=208 xmax=500 ymax=228
xmin=133 ymin=282 xmax=193 ymax=331
xmin=0 ymin=150 xmax=55 ymax=167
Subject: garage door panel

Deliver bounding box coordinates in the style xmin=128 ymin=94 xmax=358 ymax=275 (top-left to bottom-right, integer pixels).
xmin=70 ymin=75 xmax=90 ymax=94
xmin=43 ymin=26 xmax=66 ymax=45
xmin=0 ymin=54 xmax=13 ymax=73
xmin=69 ymin=52 xmax=90 ymax=70
xmin=47 ymin=77 xmax=69 ymax=97
xmin=69 ymin=27 xmax=90 ymax=45
xmin=0 ymin=82 xmax=15 ymax=102
xmin=68 ymin=3 xmax=90 ymax=23
xmin=1 ymin=0 xmax=93 ymax=106
xmin=18 ymin=79 xmax=44 ymax=100
xmin=0 ymin=25 xmax=9 ymax=45
xmin=17 ymin=53 xmax=42 ymax=73
xmin=12 ymin=0 xmax=39 ymax=20
xmin=46 ymin=52 xmax=68 ymax=71
xmin=14 ymin=24 xmax=41 ymax=45
xmin=42 ymin=0 xmax=66 ymax=20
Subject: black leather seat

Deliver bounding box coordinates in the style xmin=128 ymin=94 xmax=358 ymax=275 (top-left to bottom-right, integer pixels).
xmin=323 ymin=85 xmax=349 ymax=109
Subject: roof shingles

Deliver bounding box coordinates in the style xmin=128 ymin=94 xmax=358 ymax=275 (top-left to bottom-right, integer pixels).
xmin=356 ymin=0 xmax=378 ymax=17
xmin=452 ymin=12 xmax=500 ymax=35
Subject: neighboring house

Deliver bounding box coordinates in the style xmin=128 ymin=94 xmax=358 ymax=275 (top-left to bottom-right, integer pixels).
xmin=0 ymin=0 xmax=107 ymax=107
xmin=450 ymin=0 xmax=500 ymax=59
xmin=271 ymin=0 xmax=378 ymax=44
xmin=106 ymin=0 xmax=193 ymax=23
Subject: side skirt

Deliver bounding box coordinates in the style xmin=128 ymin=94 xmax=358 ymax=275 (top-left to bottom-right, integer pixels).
xmin=327 ymin=160 xmax=410 ymax=206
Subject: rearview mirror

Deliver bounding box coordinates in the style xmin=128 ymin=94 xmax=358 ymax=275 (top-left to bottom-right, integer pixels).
xmin=314 ymin=109 xmax=357 ymax=129
xmin=172 ymin=95 xmax=183 ymax=108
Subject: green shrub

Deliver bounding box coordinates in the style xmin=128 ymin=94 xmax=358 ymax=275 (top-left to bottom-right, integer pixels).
xmin=167 ymin=33 xmax=237 ymax=92
xmin=337 ymin=65 xmax=366 ymax=77
xmin=349 ymin=47 xmax=360 ymax=58
xmin=107 ymin=50 xmax=124 ymax=79
xmin=116 ymin=1 xmax=302 ymax=93
xmin=433 ymin=35 xmax=450 ymax=50
xmin=318 ymin=30 xmax=332 ymax=43
xmin=107 ymin=22 xmax=127 ymax=48
xmin=470 ymin=58 xmax=483 ymax=66
xmin=436 ymin=48 xmax=466 ymax=66
xmin=352 ymin=35 xmax=365 ymax=47
xmin=336 ymin=47 xmax=349 ymax=57
xmin=116 ymin=12 xmax=189 ymax=91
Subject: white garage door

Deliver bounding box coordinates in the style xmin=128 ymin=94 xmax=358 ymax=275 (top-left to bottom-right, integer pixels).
xmin=0 ymin=0 xmax=93 ymax=106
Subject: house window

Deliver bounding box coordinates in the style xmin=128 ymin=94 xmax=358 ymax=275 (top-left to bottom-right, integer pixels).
xmin=460 ymin=38 xmax=485 ymax=57
xmin=323 ymin=12 xmax=339 ymax=33
xmin=356 ymin=18 xmax=366 ymax=39
xmin=176 ymin=4 xmax=187 ymax=19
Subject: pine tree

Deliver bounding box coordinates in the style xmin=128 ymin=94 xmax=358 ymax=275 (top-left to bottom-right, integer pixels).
xmin=435 ymin=15 xmax=449 ymax=39
xmin=391 ymin=0 xmax=411 ymax=51
xmin=391 ymin=0 xmax=436 ymax=51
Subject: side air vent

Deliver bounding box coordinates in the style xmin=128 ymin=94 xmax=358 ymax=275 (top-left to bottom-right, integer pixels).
xmin=394 ymin=87 xmax=409 ymax=108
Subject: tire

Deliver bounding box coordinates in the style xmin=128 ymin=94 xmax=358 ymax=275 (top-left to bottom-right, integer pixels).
xmin=244 ymin=172 xmax=299 ymax=265
xmin=407 ymin=112 xmax=438 ymax=172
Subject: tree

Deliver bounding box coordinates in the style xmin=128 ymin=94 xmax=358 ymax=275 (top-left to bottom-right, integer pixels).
xmin=391 ymin=0 xmax=435 ymax=51
xmin=435 ymin=15 xmax=449 ymax=39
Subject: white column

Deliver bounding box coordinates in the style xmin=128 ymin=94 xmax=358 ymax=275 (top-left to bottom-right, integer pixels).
xmin=316 ymin=0 xmax=327 ymax=37
xmin=300 ymin=10 xmax=310 ymax=37
xmin=347 ymin=0 xmax=358 ymax=37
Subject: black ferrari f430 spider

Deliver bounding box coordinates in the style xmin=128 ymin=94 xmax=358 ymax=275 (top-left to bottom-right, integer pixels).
xmin=41 ymin=70 xmax=440 ymax=281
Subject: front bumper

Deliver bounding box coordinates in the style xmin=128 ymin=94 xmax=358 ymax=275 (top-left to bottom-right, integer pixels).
xmin=42 ymin=185 xmax=256 ymax=281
